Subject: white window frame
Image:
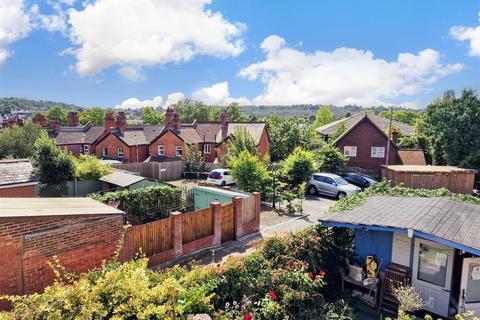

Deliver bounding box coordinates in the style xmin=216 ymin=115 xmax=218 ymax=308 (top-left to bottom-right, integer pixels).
xmin=371 ymin=146 xmax=385 ymax=158
xmin=158 ymin=145 xmax=165 ymax=156
xmin=102 ymin=147 xmax=108 ymax=157
xmin=344 ymin=146 xmax=357 ymax=157
xmin=117 ymin=147 xmax=124 ymax=157
xmin=175 ymin=146 xmax=183 ymax=157
xmin=83 ymin=145 xmax=89 ymax=154
xmin=204 ymin=144 xmax=211 ymax=154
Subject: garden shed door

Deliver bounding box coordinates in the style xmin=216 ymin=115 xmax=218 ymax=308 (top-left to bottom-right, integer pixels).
xmin=459 ymin=257 xmax=480 ymax=315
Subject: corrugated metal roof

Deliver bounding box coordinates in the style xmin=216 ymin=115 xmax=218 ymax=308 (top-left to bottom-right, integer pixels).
xmin=99 ymin=171 xmax=146 ymax=187
xmin=0 ymin=197 xmax=124 ymax=217
xmin=321 ymin=196 xmax=480 ymax=253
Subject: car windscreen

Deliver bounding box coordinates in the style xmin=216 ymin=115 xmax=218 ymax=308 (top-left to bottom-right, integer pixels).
xmin=208 ymin=171 xmax=222 ymax=178
xmin=334 ymin=177 xmax=349 ymax=185
xmin=364 ymin=176 xmax=377 ymax=184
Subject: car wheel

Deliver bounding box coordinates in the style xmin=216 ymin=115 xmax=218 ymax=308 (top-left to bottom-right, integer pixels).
xmin=221 ymin=181 xmax=226 ymax=186
xmin=337 ymin=192 xmax=347 ymax=199
xmin=308 ymin=185 xmax=318 ymax=195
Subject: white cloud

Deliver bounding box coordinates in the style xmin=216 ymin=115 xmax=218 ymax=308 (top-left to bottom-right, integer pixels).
xmin=450 ymin=21 xmax=480 ymax=56
xmin=66 ymin=0 xmax=245 ymax=78
xmin=192 ymin=81 xmax=251 ymax=105
xmin=0 ymin=0 xmax=31 ymax=64
xmin=239 ymin=35 xmax=463 ymax=106
xmin=115 ymin=96 xmax=163 ymax=109
xmin=117 ymin=66 xmax=145 ymax=82
xmin=162 ymin=92 xmax=186 ymax=108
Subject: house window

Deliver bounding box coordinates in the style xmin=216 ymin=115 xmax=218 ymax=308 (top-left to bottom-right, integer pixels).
xmin=176 ymin=146 xmax=183 ymax=157
xmin=204 ymin=144 xmax=211 ymax=154
xmin=83 ymin=145 xmax=89 ymax=154
xmin=102 ymin=147 xmax=108 ymax=156
xmin=117 ymin=147 xmax=124 ymax=157
xmin=158 ymin=145 xmax=165 ymax=156
xmin=371 ymin=147 xmax=385 ymax=158
xmin=344 ymin=146 xmax=357 ymax=157
xmin=417 ymin=243 xmax=448 ymax=287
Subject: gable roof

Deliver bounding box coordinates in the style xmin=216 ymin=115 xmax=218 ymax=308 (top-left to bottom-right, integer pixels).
xmin=0 ymin=159 xmax=38 ymax=187
xmin=215 ymin=122 xmax=267 ymax=145
xmin=52 ymin=124 xmax=105 ymax=145
xmin=320 ymin=196 xmax=480 ymax=255
xmin=317 ymin=112 xmax=415 ymax=136
xmin=99 ymin=125 xmax=166 ymax=147
xmin=398 ymin=149 xmax=427 ymax=165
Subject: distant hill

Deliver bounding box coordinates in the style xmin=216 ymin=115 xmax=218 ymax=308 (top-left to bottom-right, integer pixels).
xmin=0 ymin=97 xmax=83 ymax=115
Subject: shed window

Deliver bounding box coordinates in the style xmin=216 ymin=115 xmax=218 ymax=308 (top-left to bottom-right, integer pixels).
xmin=158 ymin=145 xmax=165 ymax=156
xmin=83 ymin=145 xmax=89 ymax=154
xmin=102 ymin=147 xmax=108 ymax=156
xmin=176 ymin=146 xmax=183 ymax=157
xmin=344 ymin=146 xmax=357 ymax=157
xmin=417 ymin=243 xmax=448 ymax=287
xmin=371 ymin=147 xmax=385 ymax=158
xmin=204 ymin=144 xmax=211 ymax=154
xmin=117 ymin=147 xmax=124 ymax=157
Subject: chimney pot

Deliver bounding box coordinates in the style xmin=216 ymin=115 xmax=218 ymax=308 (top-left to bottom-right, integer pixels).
xmin=390 ymin=131 xmax=399 ymax=144
xmin=67 ymin=111 xmax=80 ymax=126
xmin=104 ymin=112 xmax=115 ymax=131
xmin=51 ymin=118 xmax=61 ymax=133
xmin=116 ymin=111 xmax=127 ymax=132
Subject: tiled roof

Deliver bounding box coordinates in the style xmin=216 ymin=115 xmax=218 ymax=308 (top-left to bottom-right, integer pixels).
xmin=176 ymin=127 xmax=203 ymax=144
xmin=317 ymin=113 xmax=415 ymax=136
xmin=215 ymin=122 xmax=267 ymax=145
xmin=110 ymin=125 xmax=166 ymax=146
xmin=194 ymin=123 xmax=221 ymax=143
xmin=398 ymin=149 xmax=427 ymax=165
xmin=0 ymin=159 xmax=38 ymax=186
xmin=321 ymin=196 xmax=480 ymax=255
xmin=53 ymin=124 xmax=105 ymax=145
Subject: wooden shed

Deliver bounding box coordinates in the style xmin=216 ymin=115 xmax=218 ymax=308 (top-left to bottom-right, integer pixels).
xmin=381 ymin=165 xmax=476 ymax=194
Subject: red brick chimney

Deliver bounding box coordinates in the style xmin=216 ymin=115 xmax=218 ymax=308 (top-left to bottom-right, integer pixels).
xmin=390 ymin=131 xmax=398 ymax=144
xmin=165 ymin=106 xmax=175 ymax=127
xmin=104 ymin=112 xmax=115 ymax=131
xmin=51 ymin=118 xmax=61 ymax=133
xmin=172 ymin=112 xmax=181 ymax=130
xmin=33 ymin=114 xmax=47 ymax=127
xmin=116 ymin=111 xmax=127 ymax=133
xmin=67 ymin=111 xmax=80 ymax=126
xmin=220 ymin=109 xmax=229 ymax=140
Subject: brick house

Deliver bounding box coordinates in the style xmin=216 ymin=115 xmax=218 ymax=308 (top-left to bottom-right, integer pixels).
xmin=0 ymin=159 xmax=38 ymax=197
xmin=316 ymin=113 xmax=417 ymax=175
xmin=38 ymin=109 xmax=269 ymax=164
xmin=0 ymin=197 xmax=124 ymax=309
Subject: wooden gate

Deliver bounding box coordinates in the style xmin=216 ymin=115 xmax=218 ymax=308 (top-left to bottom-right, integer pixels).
xmin=221 ymin=203 xmax=234 ymax=243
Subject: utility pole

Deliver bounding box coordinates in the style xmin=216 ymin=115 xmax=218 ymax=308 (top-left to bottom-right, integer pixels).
xmin=385 ymin=106 xmax=393 ymax=166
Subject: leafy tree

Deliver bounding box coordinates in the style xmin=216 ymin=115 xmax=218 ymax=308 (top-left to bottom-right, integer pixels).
xmin=46 ymin=106 xmax=68 ymax=125
xmin=228 ymin=150 xmax=270 ymax=193
xmin=0 ymin=122 xmax=45 ymax=159
xmin=143 ymin=107 xmax=164 ymax=125
xmin=79 ymin=107 xmax=106 ymax=125
xmin=226 ymin=102 xmax=250 ymax=122
xmin=281 ymin=147 xmax=316 ymax=187
xmin=226 ymin=127 xmax=258 ymax=160
xmin=378 ymin=109 xmax=420 ymax=126
xmin=185 ymin=146 xmax=206 ymax=172
xmin=31 ymin=132 xmax=75 ymax=184
xmin=173 ymin=99 xmax=221 ymax=122
xmin=421 ymin=89 xmax=480 ymax=167
xmin=316 ymin=144 xmax=348 ymax=173
xmin=71 ymin=154 xmax=111 ymax=180
xmin=312 ymin=106 xmax=333 ymax=129
xmin=328 ymin=122 xmax=347 ymax=142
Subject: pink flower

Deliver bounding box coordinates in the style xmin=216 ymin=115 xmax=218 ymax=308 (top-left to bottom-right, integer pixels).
xmin=268 ymin=290 xmax=278 ymax=301
xmin=319 ymin=270 xmax=326 ymax=277
xmin=308 ymin=272 xmax=314 ymax=279
xmin=244 ymin=314 xmax=252 ymax=320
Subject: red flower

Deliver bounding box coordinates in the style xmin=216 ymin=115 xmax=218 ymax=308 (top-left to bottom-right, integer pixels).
xmin=268 ymin=290 xmax=278 ymax=301
xmin=244 ymin=315 xmax=252 ymax=320
xmin=308 ymin=272 xmax=314 ymax=279
xmin=319 ymin=270 xmax=326 ymax=277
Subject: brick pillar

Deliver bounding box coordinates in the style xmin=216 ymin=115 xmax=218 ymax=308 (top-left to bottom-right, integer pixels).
xmin=233 ymin=196 xmax=244 ymax=239
xmin=253 ymin=192 xmax=261 ymax=232
xmin=171 ymin=212 xmax=183 ymax=258
xmin=211 ymin=202 xmax=222 ymax=246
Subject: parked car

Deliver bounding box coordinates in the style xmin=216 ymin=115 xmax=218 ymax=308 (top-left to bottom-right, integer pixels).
xmin=342 ymin=173 xmax=378 ymax=190
xmin=207 ymin=169 xmax=234 ymax=186
xmin=307 ymin=173 xmax=361 ymax=199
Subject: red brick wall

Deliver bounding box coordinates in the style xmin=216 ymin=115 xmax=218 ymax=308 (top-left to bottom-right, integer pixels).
xmin=200 ymin=143 xmax=216 ymax=163
xmin=257 ymin=127 xmax=270 ymax=159
xmin=59 ymin=144 xmax=83 ymax=156
xmin=149 ymin=130 xmax=186 ymax=158
xmin=335 ymin=117 xmax=399 ymax=171
xmin=0 ymin=214 xmax=123 ymax=306
xmin=0 ymin=185 xmax=36 ymax=197
xmin=95 ymin=134 xmax=148 ymax=163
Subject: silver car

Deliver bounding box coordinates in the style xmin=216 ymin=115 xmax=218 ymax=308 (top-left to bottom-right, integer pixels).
xmin=307 ymin=173 xmax=361 ymax=199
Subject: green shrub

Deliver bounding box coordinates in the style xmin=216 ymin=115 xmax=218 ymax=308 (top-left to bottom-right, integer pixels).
xmin=281 ymin=147 xmax=316 ymax=187
xmin=72 ymin=154 xmax=112 ymax=181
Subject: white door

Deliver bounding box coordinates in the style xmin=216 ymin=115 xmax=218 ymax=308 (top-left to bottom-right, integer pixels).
xmin=459 ymin=257 xmax=480 ymax=315
xmin=412 ymin=238 xmax=454 ymax=318
xmin=391 ymin=232 xmax=411 ymax=267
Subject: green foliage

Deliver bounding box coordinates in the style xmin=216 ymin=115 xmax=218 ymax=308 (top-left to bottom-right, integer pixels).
xmin=0 ymin=97 xmax=80 ymax=115
xmin=90 ymin=185 xmax=184 ymax=219
xmin=185 ymin=146 xmax=206 ymax=172
xmin=46 ymin=105 xmax=68 ymax=125
xmin=31 ymin=132 xmax=75 ymax=184
xmin=226 ymin=102 xmax=250 ymax=122
xmin=281 ymin=148 xmax=316 ymax=187
xmin=313 ymin=106 xmax=334 ymax=128
xmin=173 ymin=99 xmax=221 ymax=122
xmin=71 ymin=154 xmax=112 ymax=180
xmin=80 ymin=107 xmax=106 ymax=125
xmin=328 ymin=122 xmax=347 ymax=142
xmin=378 ymin=109 xmax=420 ymax=126
xmin=316 ymin=144 xmax=348 ymax=173
xmin=330 ymin=180 xmax=480 ymax=213
xmin=225 ymin=127 xmax=258 ymax=161
xmin=0 ymin=122 xmax=45 ymax=159
xmin=228 ymin=150 xmax=271 ymax=193
xmin=142 ymin=107 xmax=164 ymax=125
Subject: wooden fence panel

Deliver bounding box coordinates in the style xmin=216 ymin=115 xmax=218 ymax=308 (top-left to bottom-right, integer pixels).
xmin=131 ymin=218 xmax=173 ymax=256
xmin=221 ymin=203 xmax=234 ymax=243
xmin=242 ymin=195 xmax=256 ymax=224
xmin=182 ymin=208 xmax=213 ymax=244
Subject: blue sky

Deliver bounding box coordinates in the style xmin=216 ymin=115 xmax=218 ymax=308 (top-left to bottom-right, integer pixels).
xmin=0 ymin=0 xmax=479 ymax=109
